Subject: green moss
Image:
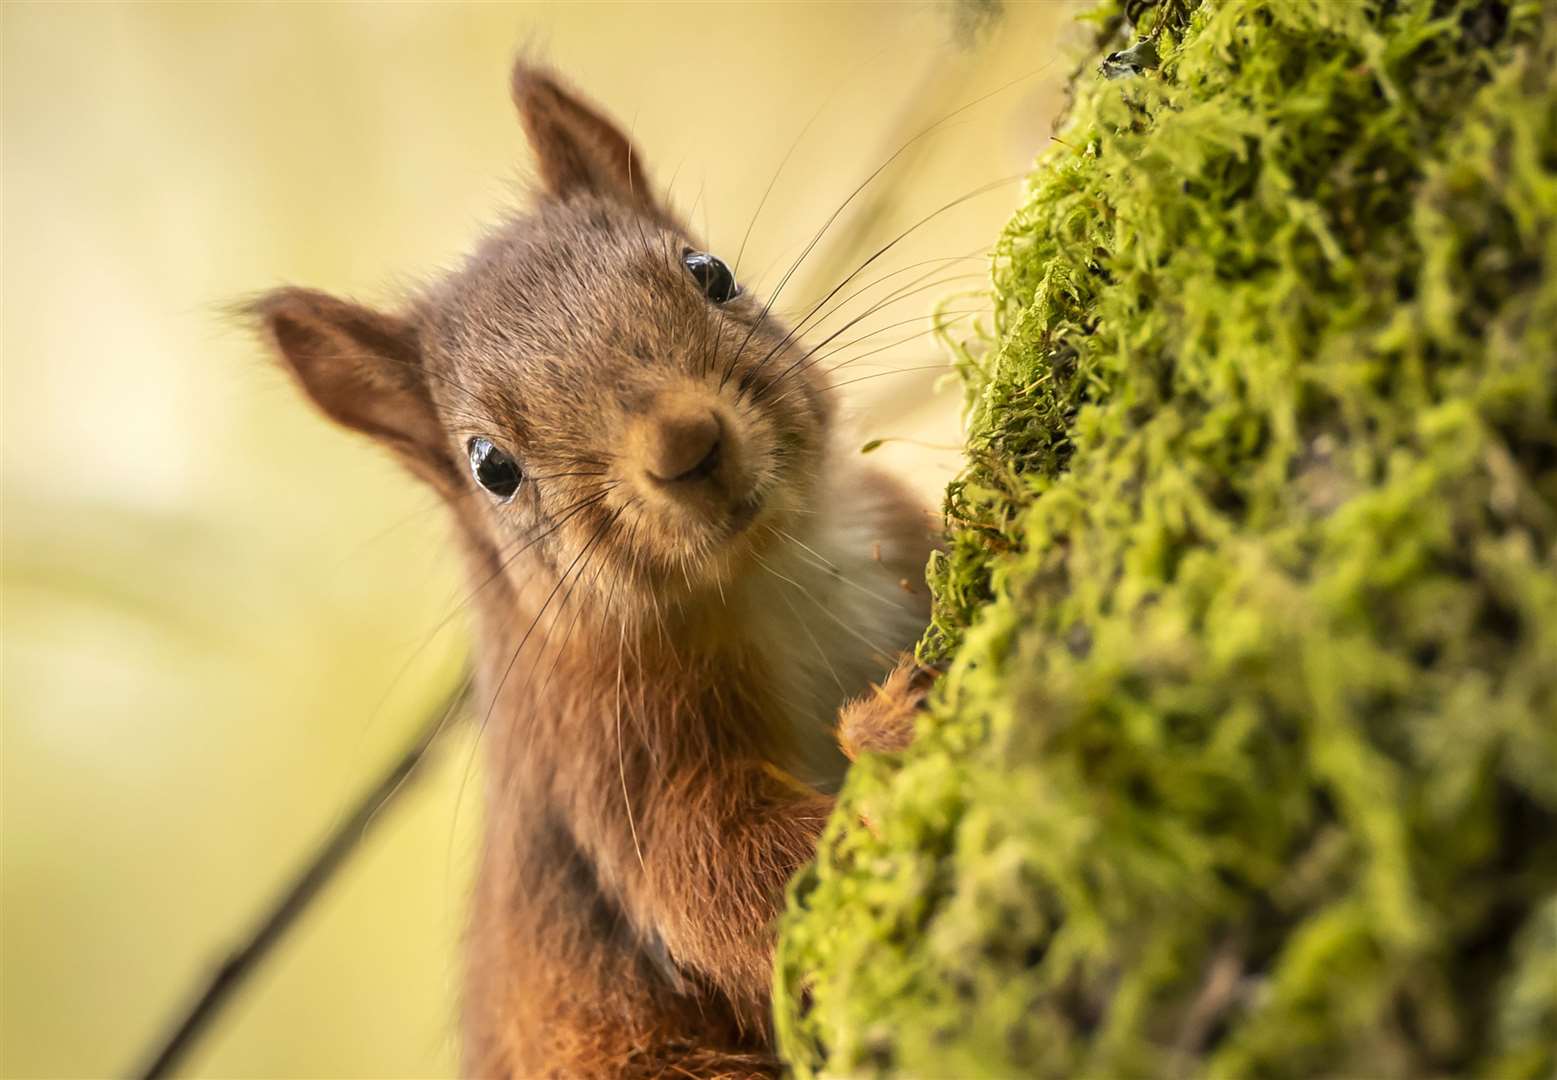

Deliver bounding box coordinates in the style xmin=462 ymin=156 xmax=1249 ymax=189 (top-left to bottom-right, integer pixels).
xmin=775 ymin=0 xmax=1557 ymax=1074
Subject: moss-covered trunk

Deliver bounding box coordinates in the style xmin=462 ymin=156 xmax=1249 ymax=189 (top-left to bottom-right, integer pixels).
xmin=775 ymin=1 xmax=1557 ymax=1075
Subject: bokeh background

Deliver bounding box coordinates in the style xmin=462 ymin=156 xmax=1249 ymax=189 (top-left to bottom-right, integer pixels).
xmin=2 ymin=3 xmax=1073 ymax=1075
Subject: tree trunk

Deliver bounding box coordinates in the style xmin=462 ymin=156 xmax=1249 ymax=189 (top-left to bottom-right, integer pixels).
xmin=776 ymin=0 xmax=1557 ymax=1075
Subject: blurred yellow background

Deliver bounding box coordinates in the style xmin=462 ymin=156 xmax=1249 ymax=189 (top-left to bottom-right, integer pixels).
xmin=2 ymin=3 xmax=1071 ymax=1076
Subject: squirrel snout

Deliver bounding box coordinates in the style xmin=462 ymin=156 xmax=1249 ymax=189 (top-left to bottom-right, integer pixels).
xmin=643 ymin=408 xmax=722 ymax=483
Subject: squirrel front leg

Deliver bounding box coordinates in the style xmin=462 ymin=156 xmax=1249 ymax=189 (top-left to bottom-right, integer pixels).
xmin=573 ymin=660 xmax=936 ymax=1032
xmin=623 ymin=660 xmax=936 ymax=1021
xmin=586 ymin=762 xmax=833 ymax=1033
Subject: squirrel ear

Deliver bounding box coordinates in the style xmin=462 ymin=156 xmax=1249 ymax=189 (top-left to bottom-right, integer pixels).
xmin=511 ymin=62 xmax=662 ymax=215
xmin=249 ymin=288 xmax=458 ymax=492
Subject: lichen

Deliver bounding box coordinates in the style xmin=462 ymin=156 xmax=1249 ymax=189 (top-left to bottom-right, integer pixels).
xmin=775 ymin=0 xmax=1557 ymax=1075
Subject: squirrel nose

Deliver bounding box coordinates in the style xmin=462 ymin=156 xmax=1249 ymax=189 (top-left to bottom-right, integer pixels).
xmin=645 ymin=408 xmax=721 ymax=483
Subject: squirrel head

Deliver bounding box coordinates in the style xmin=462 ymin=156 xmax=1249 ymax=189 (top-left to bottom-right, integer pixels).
xmin=251 ymin=62 xmax=839 ymax=622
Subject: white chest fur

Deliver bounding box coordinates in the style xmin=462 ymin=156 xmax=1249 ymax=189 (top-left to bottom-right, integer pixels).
xmin=732 ymin=464 xmax=931 ymax=792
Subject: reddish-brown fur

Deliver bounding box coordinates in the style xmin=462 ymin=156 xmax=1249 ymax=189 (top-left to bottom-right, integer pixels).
xmin=253 ymin=62 xmax=935 ymax=1078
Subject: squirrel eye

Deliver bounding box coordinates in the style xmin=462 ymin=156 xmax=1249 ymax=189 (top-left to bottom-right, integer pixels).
xmin=467 ymin=437 xmax=523 ymax=501
xmin=682 ymin=249 xmax=740 ymax=304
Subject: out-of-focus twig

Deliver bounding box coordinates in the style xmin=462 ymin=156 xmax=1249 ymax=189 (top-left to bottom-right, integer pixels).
xmin=131 ymin=677 xmax=471 ymax=1080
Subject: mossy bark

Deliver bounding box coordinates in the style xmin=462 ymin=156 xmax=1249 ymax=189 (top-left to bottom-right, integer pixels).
xmin=775 ymin=0 xmax=1557 ymax=1075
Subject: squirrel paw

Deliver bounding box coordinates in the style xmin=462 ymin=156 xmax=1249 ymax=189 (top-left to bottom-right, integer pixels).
xmin=836 ymin=656 xmax=938 ymax=761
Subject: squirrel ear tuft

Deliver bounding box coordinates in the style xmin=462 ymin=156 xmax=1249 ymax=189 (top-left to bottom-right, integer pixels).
xmin=510 ymin=61 xmax=662 ymax=215
xmin=247 ymin=287 xmax=458 ymax=492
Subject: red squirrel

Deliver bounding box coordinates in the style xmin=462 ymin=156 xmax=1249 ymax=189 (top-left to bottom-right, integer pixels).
xmin=252 ymin=62 xmax=936 ymax=1078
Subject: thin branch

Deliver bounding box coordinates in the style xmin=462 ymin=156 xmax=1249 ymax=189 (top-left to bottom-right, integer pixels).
xmin=131 ymin=676 xmax=472 ymax=1080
